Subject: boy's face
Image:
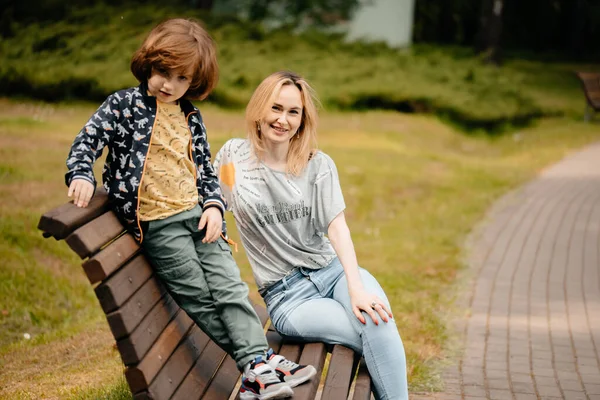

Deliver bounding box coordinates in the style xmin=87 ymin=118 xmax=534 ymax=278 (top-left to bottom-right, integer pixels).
xmin=148 ymin=67 xmax=192 ymax=104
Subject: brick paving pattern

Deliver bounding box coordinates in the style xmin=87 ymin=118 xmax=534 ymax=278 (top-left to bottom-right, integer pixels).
xmin=412 ymin=143 xmax=600 ymax=400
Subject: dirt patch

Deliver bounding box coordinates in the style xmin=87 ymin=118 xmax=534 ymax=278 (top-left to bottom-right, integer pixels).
xmin=0 ymin=128 xmax=70 ymax=153
xmin=0 ymin=182 xmax=65 ymax=211
xmin=0 ymin=99 xmax=83 ymax=122
xmin=0 ymin=134 xmax=34 ymax=150
xmin=202 ymin=109 xmax=245 ymax=137
xmin=31 ymin=248 xmax=82 ymax=281
xmin=0 ymin=322 xmax=123 ymax=399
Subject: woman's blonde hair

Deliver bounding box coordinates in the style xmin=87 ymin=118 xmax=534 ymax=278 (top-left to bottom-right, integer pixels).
xmin=130 ymin=18 xmax=218 ymax=101
xmin=246 ymin=71 xmax=319 ymax=176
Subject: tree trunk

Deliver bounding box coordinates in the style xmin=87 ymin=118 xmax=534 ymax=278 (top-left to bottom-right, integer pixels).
xmin=438 ymin=0 xmax=454 ymax=43
xmin=199 ymin=0 xmax=213 ymax=10
xmin=248 ymin=0 xmax=271 ymax=21
xmin=189 ymin=0 xmax=214 ymax=10
xmin=569 ymin=0 xmax=587 ymax=58
xmin=476 ymin=0 xmax=504 ymax=65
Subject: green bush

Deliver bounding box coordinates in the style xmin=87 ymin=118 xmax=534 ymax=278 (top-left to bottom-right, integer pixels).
xmin=0 ymin=5 xmax=587 ymax=132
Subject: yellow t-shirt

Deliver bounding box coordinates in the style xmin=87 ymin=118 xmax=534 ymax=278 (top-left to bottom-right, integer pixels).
xmin=138 ymin=101 xmax=198 ymax=221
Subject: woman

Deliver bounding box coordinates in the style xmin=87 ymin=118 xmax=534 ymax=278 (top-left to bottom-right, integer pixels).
xmin=215 ymin=71 xmax=408 ymax=399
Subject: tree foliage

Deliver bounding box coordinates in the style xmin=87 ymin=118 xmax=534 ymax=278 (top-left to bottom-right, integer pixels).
xmin=214 ymin=0 xmax=361 ymax=26
xmin=3 ymin=0 xmax=599 ymax=59
xmin=1 ymin=0 xmax=361 ymax=26
xmin=413 ymin=0 xmax=600 ymax=60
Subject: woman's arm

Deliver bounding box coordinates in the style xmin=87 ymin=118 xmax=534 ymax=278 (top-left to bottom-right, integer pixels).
xmin=328 ymin=212 xmax=393 ymax=325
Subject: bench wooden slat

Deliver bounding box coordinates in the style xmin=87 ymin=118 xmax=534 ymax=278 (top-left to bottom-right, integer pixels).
xmin=577 ymin=72 xmax=600 ymax=84
xmin=66 ymin=211 xmax=125 ymax=258
xmin=125 ymin=311 xmax=194 ymax=394
xmin=321 ymin=345 xmax=356 ymax=400
xmin=37 ymin=189 xmax=110 ymax=240
xmin=201 ymin=356 xmax=239 ymax=400
xmin=95 ymin=254 xmax=153 ymax=314
xmin=352 ymin=359 xmax=372 ymax=400
xmin=83 ymin=233 xmax=140 ymax=284
xmin=277 ymin=341 xmax=302 ymax=364
xmin=292 ymin=343 xmax=328 ymax=400
xmin=117 ymin=294 xmax=180 ymax=365
xmin=106 ymin=276 xmax=165 ymax=340
xmin=265 ymin=324 xmax=302 ymax=360
xmin=266 ymin=330 xmax=283 ymax=351
xmin=132 ymin=391 xmax=150 ymax=400
xmin=576 ymin=71 xmax=600 ymax=112
xmin=147 ymin=325 xmax=213 ymax=400
xmin=171 ymin=340 xmax=228 ymax=400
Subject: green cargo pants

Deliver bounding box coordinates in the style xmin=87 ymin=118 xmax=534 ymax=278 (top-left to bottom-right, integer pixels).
xmin=141 ymin=205 xmax=268 ymax=370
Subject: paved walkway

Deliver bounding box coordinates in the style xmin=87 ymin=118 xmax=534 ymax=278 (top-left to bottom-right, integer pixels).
xmin=415 ymin=143 xmax=600 ymax=400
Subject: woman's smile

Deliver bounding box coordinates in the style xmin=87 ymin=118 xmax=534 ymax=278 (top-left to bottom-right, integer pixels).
xmin=271 ymin=124 xmax=288 ymax=135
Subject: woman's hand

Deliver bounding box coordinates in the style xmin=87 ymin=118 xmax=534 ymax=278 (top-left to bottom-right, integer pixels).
xmin=199 ymin=207 xmax=222 ymax=243
xmin=350 ymin=288 xmax=393 ymax=325
xmin=68 ymin=179 xmax=94 ymax=208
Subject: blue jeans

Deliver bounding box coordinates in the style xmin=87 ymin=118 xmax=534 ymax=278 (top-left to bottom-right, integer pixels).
xmin=261 ymin=258 xmax=409 ymax=400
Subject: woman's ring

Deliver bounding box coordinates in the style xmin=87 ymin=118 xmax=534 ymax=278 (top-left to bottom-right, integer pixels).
xmin=371 ymin=301 xmax=377 ymax=309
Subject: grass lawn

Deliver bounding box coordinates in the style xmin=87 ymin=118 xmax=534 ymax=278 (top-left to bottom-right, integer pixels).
xmin=1 ymin=97 xmax=599 ymax=398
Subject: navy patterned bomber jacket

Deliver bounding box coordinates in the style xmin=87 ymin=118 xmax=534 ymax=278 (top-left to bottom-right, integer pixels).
xmin=65 ymin=82 xmax=225 ymax=243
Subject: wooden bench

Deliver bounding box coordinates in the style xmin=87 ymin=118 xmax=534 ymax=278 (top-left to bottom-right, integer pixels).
xmin=575 ymin=71 xmax=600 ymax=122
xmin=38 ymin=188 xmax=372 ymax=400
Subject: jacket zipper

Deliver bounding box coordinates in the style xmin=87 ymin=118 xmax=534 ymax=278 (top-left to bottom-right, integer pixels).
xmin=135 ymin=105 xmax=159 ymax=244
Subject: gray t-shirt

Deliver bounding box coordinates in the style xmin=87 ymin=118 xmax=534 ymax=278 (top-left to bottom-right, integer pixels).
xmin=214 ymin=138 xmax=346 ymax=290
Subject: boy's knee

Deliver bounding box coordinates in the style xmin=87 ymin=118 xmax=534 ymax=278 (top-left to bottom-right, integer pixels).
xmin=213 ymin=281 xmax=250 ymax=304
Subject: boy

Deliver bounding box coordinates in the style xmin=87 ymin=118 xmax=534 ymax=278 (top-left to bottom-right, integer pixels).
xmin=65 ymin=18 xmax=315 ymax=399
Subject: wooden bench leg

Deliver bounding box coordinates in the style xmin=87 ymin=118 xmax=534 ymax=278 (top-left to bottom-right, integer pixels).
xmin=585 ymin=104 xmax=592 ymax=122
xmin=321 ymin=345 xmax=358 ymax=400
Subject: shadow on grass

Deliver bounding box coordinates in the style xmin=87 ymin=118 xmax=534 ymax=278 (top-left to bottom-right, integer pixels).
xmin=330 ymin=93 xmax=558 ymax=135
xmin=0 ymin=70 xmax=557 ymax=136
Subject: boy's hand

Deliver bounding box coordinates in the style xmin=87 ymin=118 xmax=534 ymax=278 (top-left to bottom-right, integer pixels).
xmin=68 ymin=179 xmax=94 ymax=208
xmin=199 ymin=207 xmax=222 ymax=243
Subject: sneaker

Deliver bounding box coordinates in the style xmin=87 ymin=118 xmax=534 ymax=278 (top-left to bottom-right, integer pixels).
xmin=266 ymin=348 xmax=317 ymax=388
xmin=240 ymin=356 xmax=294 ymax=400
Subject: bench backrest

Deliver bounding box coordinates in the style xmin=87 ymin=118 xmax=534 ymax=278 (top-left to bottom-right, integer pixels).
xmin=576 ymin=71 xmax=600 ymax=111
xmin=38 ymin=189 xmax=372 ymax=400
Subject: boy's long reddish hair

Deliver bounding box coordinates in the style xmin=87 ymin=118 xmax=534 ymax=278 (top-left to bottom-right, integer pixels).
xmin=131 ymin=18 xmax=218 ymax=100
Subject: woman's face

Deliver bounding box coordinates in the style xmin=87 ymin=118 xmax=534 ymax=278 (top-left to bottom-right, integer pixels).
xmin=259 ymin=84 xmax=303 ymax=146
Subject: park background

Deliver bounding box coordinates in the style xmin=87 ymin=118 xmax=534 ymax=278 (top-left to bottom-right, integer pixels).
xmin=0 ymin=0 xmax=599 ymax=398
